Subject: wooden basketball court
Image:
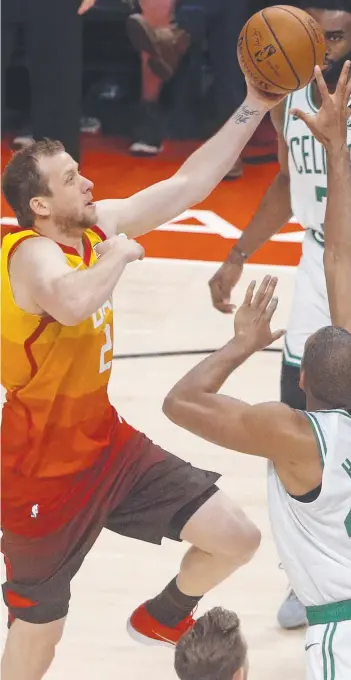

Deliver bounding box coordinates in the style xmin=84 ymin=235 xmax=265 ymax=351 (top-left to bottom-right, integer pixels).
xmin=1 ymin=139 xmax=306 ymax=678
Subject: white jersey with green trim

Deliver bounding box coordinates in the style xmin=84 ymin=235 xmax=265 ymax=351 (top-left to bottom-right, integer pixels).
xmin=267 ymin=409 xmax=351 ymax=607
xmin=283 ymin=84 xmax=351 ymax=241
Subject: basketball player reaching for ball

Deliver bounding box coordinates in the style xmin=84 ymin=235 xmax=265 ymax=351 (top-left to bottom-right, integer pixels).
xmin=209 ymin=0 xmax=351 ymax=630
xmin=165 ymin=61 xmax=351 ymax=680
xmin=0 ymin=81 xmax=284 ymax=680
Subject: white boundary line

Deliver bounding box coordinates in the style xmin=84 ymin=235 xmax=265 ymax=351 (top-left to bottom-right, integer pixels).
xmin=0 ymin=217 xmax=297 ymax=271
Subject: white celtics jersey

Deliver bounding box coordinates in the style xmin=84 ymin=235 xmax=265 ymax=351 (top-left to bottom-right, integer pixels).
xmin=284 ymin=84 xmax=351 ymax=240
xmin=267 ymin=410 xmax=351 ymax=607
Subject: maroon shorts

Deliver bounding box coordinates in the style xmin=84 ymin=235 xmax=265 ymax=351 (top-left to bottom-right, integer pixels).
xmin=2 ymin=432 xmax=220 ymax=625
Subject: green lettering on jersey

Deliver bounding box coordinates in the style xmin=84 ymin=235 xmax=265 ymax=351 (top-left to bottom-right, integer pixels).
xmin=290 ymin=137 xmax=303 ymax=174
xmin=315 ymin=186 xmax=328 ymax=204
xmin=311 ymin=137 xmax=322 ymax=174
xmin=301 ymin=135 xmax=312 ymax=174
xmin=342 ymin=458 xmax=351 ymax=479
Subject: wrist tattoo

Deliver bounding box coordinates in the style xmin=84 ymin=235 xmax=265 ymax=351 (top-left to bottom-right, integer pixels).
xmin=233 ymin=105 xmax=260 ymax=125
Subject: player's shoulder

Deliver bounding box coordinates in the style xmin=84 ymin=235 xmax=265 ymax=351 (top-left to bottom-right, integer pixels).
xmin=10 ymin=234 xmax=64 ymax=260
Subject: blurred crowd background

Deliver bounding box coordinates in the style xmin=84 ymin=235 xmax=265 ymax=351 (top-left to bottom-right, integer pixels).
xmin=1 ymin=0 xmax=305 ymax=174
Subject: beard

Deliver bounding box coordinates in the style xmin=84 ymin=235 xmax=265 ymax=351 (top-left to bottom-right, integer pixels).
xmin=54 ymin=206 xmax=97 ymax=235
xmin=323 ymin=50 xmax=351 ymax=87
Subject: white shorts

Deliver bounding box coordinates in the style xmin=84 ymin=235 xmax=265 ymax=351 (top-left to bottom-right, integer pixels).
xmin=283 ymin=230 xmax=330 ymax=368
xmin=305 ymin=621 xmax=351 ymax=680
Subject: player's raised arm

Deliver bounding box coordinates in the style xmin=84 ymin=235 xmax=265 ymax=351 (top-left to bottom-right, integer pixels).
xmin=163 ymin=277 xmax=314 ymax=474
xmin=208 ymin=101 xmax=293 ymax=313
xmin=95 ymin=84 xmax=285 ymax=239
xmin=290 ymin=62 xmax=351 ymax=332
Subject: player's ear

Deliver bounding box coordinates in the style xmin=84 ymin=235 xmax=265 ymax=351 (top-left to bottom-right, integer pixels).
xmin=29 ymin=196 xmax=51 ymax=219
xmin=233 ymin=667 xmax=245 ymax=680
xmin=299 ymin=367 xmax=305 ymax=391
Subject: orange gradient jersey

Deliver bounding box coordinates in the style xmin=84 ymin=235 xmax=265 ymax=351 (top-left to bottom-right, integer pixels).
xmin=1 ymin=227 xmax=135 ymax=535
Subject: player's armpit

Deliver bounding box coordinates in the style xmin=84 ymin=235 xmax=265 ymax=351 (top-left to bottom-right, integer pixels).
xmin=163 ymin=393 xmax=313 ymax=462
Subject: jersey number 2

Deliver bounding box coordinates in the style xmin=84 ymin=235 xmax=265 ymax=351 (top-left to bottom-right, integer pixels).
xmin=99 ymin=323 xmax=113 ymax=373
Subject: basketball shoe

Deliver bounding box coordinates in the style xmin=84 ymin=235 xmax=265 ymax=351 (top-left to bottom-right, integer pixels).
xmin=127 ymin=602 xmax=195 ymax=647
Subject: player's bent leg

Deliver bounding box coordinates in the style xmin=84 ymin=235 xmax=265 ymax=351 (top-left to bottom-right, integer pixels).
xmin=128 ymin=490 xmax=260 ymax=647
xmin=177 ymin=489 xmax=261 ymax=594
xmin=1 ymin=617 xmax=66 ymax=680
xmin=115 ymin=445 xmax=261 ymax=646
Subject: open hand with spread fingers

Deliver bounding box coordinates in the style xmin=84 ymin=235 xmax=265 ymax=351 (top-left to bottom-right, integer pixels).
xmin=289 ymin=60 xmax=351 ymax=150
xmin=233 ymin=276 xmax=285 ymax=352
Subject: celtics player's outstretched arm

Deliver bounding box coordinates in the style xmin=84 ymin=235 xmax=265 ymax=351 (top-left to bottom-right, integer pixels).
xmin=164 ymin=276 xmax=322 ymax=499
xmin=93 ymin=84 xmax=285 ymax=240
xmin=292 ymin=62 xmax=351 ymax=333
xmin=290 ymin=62 xmax=351 ymax=332
xmin=208 ymin=100 xmax=293 ymax=314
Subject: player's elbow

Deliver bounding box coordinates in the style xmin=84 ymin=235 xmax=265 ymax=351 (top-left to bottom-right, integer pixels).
xmin=163 ymin=392 xmax=181 ymax=422
xmin=163 ymin=390 xmax=192 ymax=427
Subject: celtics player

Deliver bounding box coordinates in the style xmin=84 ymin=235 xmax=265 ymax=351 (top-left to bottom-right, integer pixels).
xmin=209 ymin=0 xmax=351 ymax=629
xmin=164 ymin=61 xmax=351 ymax=680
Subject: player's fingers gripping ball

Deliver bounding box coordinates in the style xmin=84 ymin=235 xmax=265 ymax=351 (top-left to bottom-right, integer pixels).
xmin=238 ymin=5 xmax=326 ymax=95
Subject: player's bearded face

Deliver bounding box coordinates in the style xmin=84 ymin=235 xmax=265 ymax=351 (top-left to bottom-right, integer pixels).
xmin=39 ymin=152 xmax=97 ymax=233
xmin=307 ymin=9 xmax=351 ymax=88
xmin=323 ymin=49 xmax=351 ymax=86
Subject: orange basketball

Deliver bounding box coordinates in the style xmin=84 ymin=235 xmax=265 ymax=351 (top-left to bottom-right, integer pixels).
xmin=237 ymin=5 xmax=326 ymax=95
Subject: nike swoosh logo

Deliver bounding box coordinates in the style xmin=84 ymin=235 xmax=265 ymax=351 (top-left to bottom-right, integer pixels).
xmin=151 ymin=631 xmax=175 ymax=645
xmin=305 ymin=643 xmax=319 ymax=651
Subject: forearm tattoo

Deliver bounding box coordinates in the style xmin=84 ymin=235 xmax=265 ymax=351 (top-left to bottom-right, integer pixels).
xmin=233 ymin=105 xmax=260 ymax=124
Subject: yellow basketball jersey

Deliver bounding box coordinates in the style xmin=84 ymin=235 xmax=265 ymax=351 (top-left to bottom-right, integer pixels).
xmin=1 ymin=227 xmax=135 ymax=534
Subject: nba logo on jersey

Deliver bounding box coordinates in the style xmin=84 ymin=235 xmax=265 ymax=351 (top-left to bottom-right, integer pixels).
xmin=31 ymin=504 xmax=39 ymax=518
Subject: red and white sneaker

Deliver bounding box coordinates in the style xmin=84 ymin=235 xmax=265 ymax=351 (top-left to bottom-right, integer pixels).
xmin=127 ymin=602 xmax=195 ymax=647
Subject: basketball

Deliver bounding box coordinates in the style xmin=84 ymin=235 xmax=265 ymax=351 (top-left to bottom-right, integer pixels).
xmin=237 ymin=5 xmax=326 ymax=95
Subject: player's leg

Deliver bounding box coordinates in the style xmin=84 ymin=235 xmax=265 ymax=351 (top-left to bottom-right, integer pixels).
xmin=1 ymin=504 xmax=104 ymax=679
xmin=1 ymin=618 xmax=66 ymax=680
xmin=278 ymin=232 xmax=329 ymax=630
xmin=305 ymin=620 xmax=351 ymax=680
xmin=104 ymin=438 xmax=260 ymax=645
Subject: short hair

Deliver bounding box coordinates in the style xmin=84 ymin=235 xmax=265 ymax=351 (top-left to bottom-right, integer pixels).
xmin=300 ymin=0 xmax=351 ymax=12
xmin=2 ymin=139 xmax=64 ymax=229
xmin=302 ymin=326 xmax=351 ymax=408
xmin=174 ymin=608 xmax=246 ymax=680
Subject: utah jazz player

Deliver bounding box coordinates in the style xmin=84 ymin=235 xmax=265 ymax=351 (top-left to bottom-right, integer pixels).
xmin=209 ymin=0 xmax=351 ymax=629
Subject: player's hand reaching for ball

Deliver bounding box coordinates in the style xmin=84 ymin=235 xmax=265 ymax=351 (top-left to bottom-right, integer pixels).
xmin=245 ymin=78 xmax=287 ymax=111
xmin=233 ymin=276 xmax=285 ymax=352
xmin=95 ymin=235 xmax=145 ymax=264
xmin=290 ymin=61 xmax=351 ymax=150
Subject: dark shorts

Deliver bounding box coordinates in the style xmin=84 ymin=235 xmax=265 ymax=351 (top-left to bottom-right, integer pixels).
xmin=2 ymin=433 xmax=220 ymax=625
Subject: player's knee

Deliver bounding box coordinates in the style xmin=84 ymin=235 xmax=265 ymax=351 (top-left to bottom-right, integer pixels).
xmin=213 ymin=512 xmax=261 ymax=564
xmin=226 ymin=517 xmax=261 ymax=564
xmin=11 ymin=616 xmax=65 ymax=654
